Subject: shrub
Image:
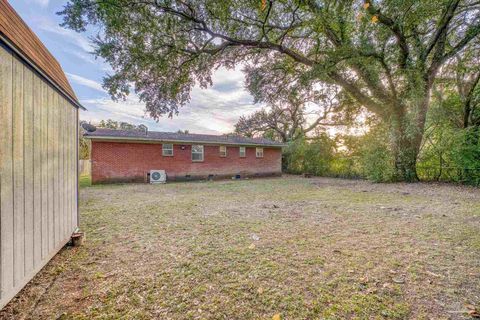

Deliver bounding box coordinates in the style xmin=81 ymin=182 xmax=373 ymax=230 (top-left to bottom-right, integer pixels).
xmin=283 ymin=134 xmax=335 ymax=176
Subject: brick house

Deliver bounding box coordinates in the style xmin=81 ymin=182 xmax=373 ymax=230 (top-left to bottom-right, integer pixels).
xmin=84 ymin=128 xmax=285 ymax=184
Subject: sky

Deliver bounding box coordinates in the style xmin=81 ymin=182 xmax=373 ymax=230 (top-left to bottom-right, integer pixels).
xmin=9 ymin=0 xmax=263 ymax=134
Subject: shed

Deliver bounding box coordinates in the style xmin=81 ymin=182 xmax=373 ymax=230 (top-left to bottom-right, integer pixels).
xmin=0 ymin=0 xmax=84 ymax=309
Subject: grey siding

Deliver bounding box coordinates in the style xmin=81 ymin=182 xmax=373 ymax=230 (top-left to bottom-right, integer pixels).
xmin=0 ymin=45 xmax=78 ymax=309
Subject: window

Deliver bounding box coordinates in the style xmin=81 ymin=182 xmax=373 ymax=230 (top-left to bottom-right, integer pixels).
xmin=162 ymin=143 xmax=173 ymax=156
xmin=191 ymin=145 xmax=204 ymax=162
xmin=219 ymin=146 xmax=227 ymax=157
xmin=256 ymin=147 xmax=264 ymax=158
xmin=239 ymin=146 xmax=246 ymax=158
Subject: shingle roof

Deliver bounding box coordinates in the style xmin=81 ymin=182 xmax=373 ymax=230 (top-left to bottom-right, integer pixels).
xmin=84 ymin=128 xmax=286 ymax=147
xmin=0 ymin=0 xmax=81 ymax=108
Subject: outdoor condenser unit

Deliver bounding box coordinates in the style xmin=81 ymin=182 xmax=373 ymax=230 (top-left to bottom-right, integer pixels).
xmin=150 ymin=170 xmax=167 ymax=184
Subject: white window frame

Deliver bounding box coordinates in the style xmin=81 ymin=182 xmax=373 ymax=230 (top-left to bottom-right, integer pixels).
xmin=239 ymin=146 xmax=246 ymax=158
xmin=191 ymin=145 xmax=204 ymax=162
xmin=256 ymin=147 xmax=264 ymax=158
xmin=219 ymin=145 xmax=227 ymax=157
xmin=162 ymin=143 xmax=174 ymax=156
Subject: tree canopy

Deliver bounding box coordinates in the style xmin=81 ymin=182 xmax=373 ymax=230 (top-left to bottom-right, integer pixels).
xmin=60 ymin=0 xmax=480 ymax=181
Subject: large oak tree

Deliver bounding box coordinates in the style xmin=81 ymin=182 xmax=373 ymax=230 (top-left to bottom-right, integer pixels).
xmin=60 ymin=0 xmax=480 ymax=181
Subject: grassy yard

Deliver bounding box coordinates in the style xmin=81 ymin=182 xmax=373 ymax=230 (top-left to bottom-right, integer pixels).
xmin=79 ymin=174 xmax=92 ymax=188
xmin=2 ymin=176 xmax=479 ymax=319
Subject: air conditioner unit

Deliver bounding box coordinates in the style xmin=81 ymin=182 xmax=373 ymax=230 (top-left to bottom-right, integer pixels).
xmin=150 ymin=170 xmax=166 ymax=184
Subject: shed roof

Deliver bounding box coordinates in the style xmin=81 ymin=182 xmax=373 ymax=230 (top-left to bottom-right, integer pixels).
xmin=84 ymin=128 xmax=286 ymax=147
xmin=0 ymin=0 xmax=82 ymax=109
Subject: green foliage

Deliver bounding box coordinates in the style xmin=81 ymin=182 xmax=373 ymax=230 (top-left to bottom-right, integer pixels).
xmin=59 ymin=0 xmax=480 ymax=181
xmin=98 ymin=119 xmax=146 ymax=131
xmin=358 ymin=132 xmax=396 ymax=182
xmin=283 ymin=135 xmax=336 ymax=176
xmin=417 ymin=127 xmax=480 ymax=186
xmin=79 ymin=174 xmax=92 ymax=188
xmin=283 ymin=127 xmax=396 ymax=182
xmin=79 ymin=120 xmax=90 ymax=160
xmin=416 ymin=83 xmax=480 ymax=186
xmin=453 ymin=128 xmax=480 ymax=185
xmin=328 ymin=156 xmax=363 ymax=179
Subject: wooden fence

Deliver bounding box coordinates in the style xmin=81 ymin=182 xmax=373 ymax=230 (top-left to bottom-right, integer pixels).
xmin=79 ymin=160 xmax=91 ymax=176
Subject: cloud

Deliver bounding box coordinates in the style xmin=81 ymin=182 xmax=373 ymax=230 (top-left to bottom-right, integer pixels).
xmin=31 ymin=0 xmax=49 ymax=7
xmin=34 ymin=16 xmax=94 ymax=53
xmin=67 ymin=73 xmax=106 ymax=92
xmin=14 ymin=1 xmax=259 ymax=134
xmin=79 ymin=67 xmax=263 ymax=134
xmin=81 ymin=95 xmax=146 ymax=118
xmin=36 ymin=15 xmax=113 ymax=70
xmin=68 ymin=54 xmax=263 ymax=134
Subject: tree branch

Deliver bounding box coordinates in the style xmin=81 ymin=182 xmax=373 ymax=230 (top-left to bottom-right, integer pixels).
xmin=365 ymin=0 xmax=410 ymax=68
xmin=423 ymin=0 xmax=461 ymax=59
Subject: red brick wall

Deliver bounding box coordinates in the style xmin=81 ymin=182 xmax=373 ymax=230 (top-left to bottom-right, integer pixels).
xmin=90 ymin=141 xmax=282 ymax=183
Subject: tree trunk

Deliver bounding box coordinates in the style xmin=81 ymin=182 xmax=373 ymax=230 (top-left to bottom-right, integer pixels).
xmin=389 ymin=102 xmax=426 ymax=182
xmin=389 ymin=77 xmax=433 ymax=182
xmin=390 ymin=127 xmax=420 ymax=182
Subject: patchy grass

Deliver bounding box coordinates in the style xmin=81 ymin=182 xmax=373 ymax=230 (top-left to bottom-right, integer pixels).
xmin=79 ymin=174 xmax=91 ymax=188
xmin=2 ymin=176 xmax=480 ymax=319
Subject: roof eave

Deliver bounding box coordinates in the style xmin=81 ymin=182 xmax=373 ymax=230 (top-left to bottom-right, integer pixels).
xmin=0 ymin=33 xmax=86 ymax=111
xmin=84 ymin=135 xmax=287 ymax=148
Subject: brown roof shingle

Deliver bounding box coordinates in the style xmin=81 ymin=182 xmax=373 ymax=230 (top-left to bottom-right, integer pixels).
xmin=0 ymin=0 xmax=79 ymax=105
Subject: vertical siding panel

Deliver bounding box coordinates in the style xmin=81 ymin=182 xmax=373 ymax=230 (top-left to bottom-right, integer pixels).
xmin=60 ymin=99 xmax=65 ymax=239
xmin=67 ymin=104 xmax=73 ymax=233
xmin=65 ymin=105 xmax=69 ymax=234
xmin=23 ymin=66 xmax=34 ymax=274
xmin=0 ymin=47 xmax=14 ymax=300
xmin=55 ymin=99 xmax=65 ymax=241
xmin=0 ymin=48 xmax=79 ymax=309
xmin=73 ymin=109 xmax=76 ymax=231
xmin=66 ymin=106 xmax=71 ymax=234
xmin=12 ymin=58 xmax=25 ymax=285
xmin=41 ymin=82 xmax=48 ymax=259
xmin=47 ymin=87 xmax=54 ymax=253
xmin=67 ymin=103 xmax=72 ymax=234
xmin=71 ymin=110 xmax=74 ymax=231
xmin=69 ymin=109 xmax=74 ymax=232
xmin=74 ymin=110 xmax=79 ymax=230
xmin=33 ymin=75 xmax=42 ymax=266
xmin=73 ymin=109 xmax=77 ymax=230
xmin=54 ymin=93 xmax=60 ymax=247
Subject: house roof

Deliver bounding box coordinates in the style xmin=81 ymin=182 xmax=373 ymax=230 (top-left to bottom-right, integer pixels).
xmin=84 ymin=128 xmax=286 ymax=147
xmin=0 ymin=0 xmax=83 ymax=109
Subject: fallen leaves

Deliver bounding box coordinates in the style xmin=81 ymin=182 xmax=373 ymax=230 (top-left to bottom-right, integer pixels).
xmin=467 ymin=304 xmax=480 ymax=318
xmin=261 ymin=0 xmax=267 ymax=11
xmin=272 ymin=313 xmax=281 ymax=320
xmin=425 ymin=270 xmax=443 ymax=278
xmin=4 ymin=177 xmax=478 ymax=319
xmin=392 ymin=277 xmax=405 ymax=284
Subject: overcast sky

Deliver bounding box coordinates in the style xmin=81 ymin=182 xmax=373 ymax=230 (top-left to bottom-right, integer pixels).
xmin=10 ymin=0 xmax=263 ymax=134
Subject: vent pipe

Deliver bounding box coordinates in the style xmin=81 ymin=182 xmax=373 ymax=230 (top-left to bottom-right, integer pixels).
xmin=138 ymin=124 xmax=148 ymax=135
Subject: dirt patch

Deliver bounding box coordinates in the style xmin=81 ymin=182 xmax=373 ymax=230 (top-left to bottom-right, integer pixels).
xmin=2 ymin=176 xmax=479 ymax=319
